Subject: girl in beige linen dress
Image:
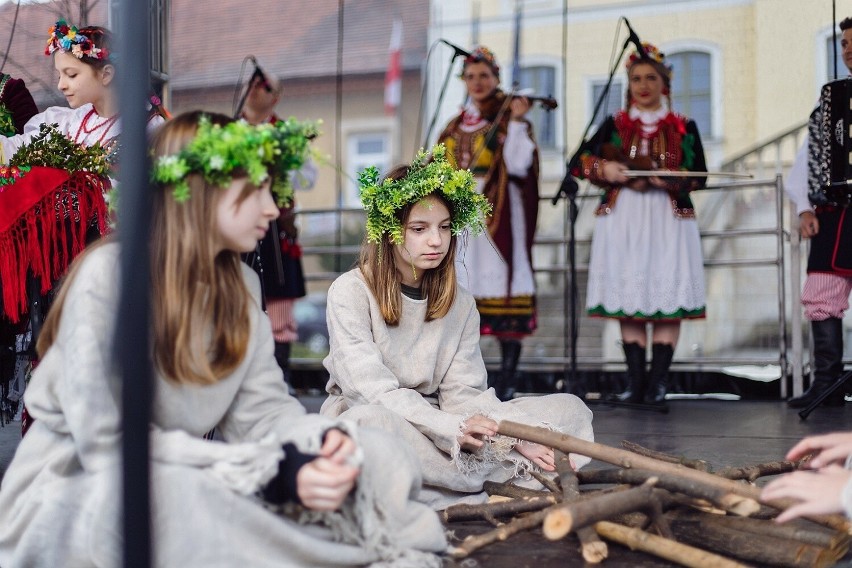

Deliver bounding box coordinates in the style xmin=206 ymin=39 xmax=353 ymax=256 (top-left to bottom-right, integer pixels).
xmin=0 ymin=112 xmax=445 ymax=567
xmin=321 ymin=146 xmax=594 ymax=510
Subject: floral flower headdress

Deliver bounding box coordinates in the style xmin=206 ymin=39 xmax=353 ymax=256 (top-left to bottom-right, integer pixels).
xmin=151 ymin=115 xmax=318 ymax=205
xmin=625 ymin=43 xmax=672 ymax=76
xmin=358 ymin=143 xmax=491 ymax=245
xmin=461 ymin=46 xmax=500 ymax=78
xmin=45 ymin=19 xmax=111 ymax=61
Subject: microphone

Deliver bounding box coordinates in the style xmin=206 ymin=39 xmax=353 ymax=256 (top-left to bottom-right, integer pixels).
xmin=439 ymin=39 xmax=471 ymax=59
xmin=622 ymin=18 xmax=647 ymax=60
xmin=247 ymin=55 xmax=272 ymax=92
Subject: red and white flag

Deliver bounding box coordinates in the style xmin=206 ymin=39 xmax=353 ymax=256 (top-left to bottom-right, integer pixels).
xmin=384 ymin=18 xmax=403 ymax=116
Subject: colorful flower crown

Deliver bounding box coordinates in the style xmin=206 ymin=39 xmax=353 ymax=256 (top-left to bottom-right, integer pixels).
xmin=45 ymin=19 xmax=110 ymax=61
xmin=358 ymin=143 xmax=491 ymax=245
xmin=151 ymin=115 xmax=318 ymax=204
xmin=462 ymin=46 xmax=500 ymax=78
xmin=625 ymin=42 xmax=672 ymax=75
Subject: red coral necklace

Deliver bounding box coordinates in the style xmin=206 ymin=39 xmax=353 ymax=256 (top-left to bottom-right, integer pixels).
xmin=74 ymin=107 xmax=119 ymax=145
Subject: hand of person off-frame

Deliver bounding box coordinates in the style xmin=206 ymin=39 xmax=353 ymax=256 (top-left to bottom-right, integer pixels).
xmin=458 ymin=414 xmax=498 ymax=452
xmin=799 ymin=211 xmax=820 ymax=239
xmin=785 ymin=431 xmax=852 ymax=469
xmin=296 ymin=429 xmax=360 ymax=511
xmin=761 ymin=465 xmax=852 ymax=523
xmin=515 ymin=441 xmax=556 ymax=472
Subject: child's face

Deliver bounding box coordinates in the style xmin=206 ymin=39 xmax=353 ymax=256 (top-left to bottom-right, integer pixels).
xmin=54 ymin=51 xmax=109 ymax=110
xmin=393 ymin=195 xmax=452 ymax=287
xmin=215 ymin=178 xmax=279 ymax=254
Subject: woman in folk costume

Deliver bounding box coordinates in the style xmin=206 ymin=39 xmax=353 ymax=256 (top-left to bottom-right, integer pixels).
xmin=575 ymin=43 xmax=707 ymax=406
xmin=0 ymin=111 xmax=446 ymax=567
xmin=0 ymin=19 xmax=165 ymax=162
xmin=437 ymin=46 xmax=540 ymax=402
xmin=320 ymin=145 xmax=593 ymax=510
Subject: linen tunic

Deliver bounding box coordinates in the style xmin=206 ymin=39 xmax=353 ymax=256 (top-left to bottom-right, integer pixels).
xmin=321 ymin=269 xmax=594 ymax=509
xmin=0 ymin=243 xmax=446 ymax=567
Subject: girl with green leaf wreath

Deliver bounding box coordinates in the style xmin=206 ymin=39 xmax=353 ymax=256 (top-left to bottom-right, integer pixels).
xmin=0 ymin=111 xmax=446 ymax=567
xmin=321 ymin=145 xmax=594 ymax=510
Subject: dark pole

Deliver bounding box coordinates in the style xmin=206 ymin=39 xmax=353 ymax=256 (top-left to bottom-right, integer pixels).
xmin=116 ymin=0 xmax=153 ymax=566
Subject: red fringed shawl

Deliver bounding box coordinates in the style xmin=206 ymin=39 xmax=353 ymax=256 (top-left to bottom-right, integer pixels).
xmin=0 ymin=166 xmax=110 ymax=322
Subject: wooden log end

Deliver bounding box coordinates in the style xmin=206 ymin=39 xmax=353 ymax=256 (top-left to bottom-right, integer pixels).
xmin=580 ymin=540 xmax=609 ymax=564
xmin=543 ymin=508 xmax=573 ymax=541
xmin=447 ymin=545 xmax=468 ymax=559
xmin=722 ymin=495 xmax=761 ymax=517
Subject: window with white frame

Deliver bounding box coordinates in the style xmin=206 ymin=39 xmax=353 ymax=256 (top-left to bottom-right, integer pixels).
xmin=518 ymin=65 xmax=557 ymax=148
xmin=347 ymin=132 xmax=390 ymax=206
xmin=590 ymin=79 xmax=624 ymax=129
xmin=669 ymin=51 xmax=712 ymax=137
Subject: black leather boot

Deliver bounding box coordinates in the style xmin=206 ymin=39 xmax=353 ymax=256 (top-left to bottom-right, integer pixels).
xmin=644 ymin=343 xmax=674 ymax=405
xmin=495 ymin=340 xmax=522 ymax=401
xmin=610 ymin=342 xmax=646 ymax=403
xmin=788 ymin=318 xmax=846 ymax=408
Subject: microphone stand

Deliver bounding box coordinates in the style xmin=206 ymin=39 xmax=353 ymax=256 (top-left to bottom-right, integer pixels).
xmin=423 ymin=44 xmax=469 ymax=146
xmin=554 ymin=33 xmax=633 ymax=399
xmin=233 ymin=65 xmax=264 ymax=120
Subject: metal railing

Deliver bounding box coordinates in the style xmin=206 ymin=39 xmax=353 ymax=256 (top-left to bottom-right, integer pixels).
xmin=292 ymin=174 xmax=802 ymax=398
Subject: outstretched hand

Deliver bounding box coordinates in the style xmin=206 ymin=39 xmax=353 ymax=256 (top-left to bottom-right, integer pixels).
xmin=761 ymin=465 xmax=852 ymax=523
xmin=785 ymin=431 xmax=852 ymax=469
xmin=515 ymin=441 xmax=556 ymax=472
xmin=296 ymin=429 xmax=360 ymax=511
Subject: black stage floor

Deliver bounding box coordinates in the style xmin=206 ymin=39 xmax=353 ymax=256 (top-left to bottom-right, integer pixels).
xmin=1 ymin=399 xmax=851 ymax=566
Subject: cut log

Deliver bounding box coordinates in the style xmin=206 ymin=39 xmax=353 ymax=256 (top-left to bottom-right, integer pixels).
xmin=482 ymin=480 xmax=553 ymax=500
xmin=715 ymin=460 xmax=801 ymax=482
xmin=594 ymin=521 xmax=750 ymax=568
xmin=555 ymin=450 xmax=608 ymax=563
xmin=448 ymin=507 xmax=555 ymax=559
xmin=441 ymin=495 xmax=557 ymax=523
xmin=621 ymin=440 xmax=712 ymax=472
xmin=576 ymin=467 xmax=759 ymax=516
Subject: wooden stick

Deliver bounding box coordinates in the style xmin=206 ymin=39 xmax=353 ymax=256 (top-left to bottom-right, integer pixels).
xmin=576 ymin=467 xmax=760 ymax=516
xmin=498 ymin=420 xmax=851 ymax=532
xmin=622 ymin=169 xmax=753 ymax=178
xmin=528 ymin=469 xmax=561 ymax=495
xmin=668 ymin=512 xmax=844 ymax=568
xmin=482 ymin=480 xmax=552 ymax=500
xmin=543 ymin=480 xmax=657 ymax=540
xmin=594 ymin=521 xmax=750 ymax=568
xmin=621 ymin=440 xmax=712 ymax=472
xmin=448 ymin=507 xmax=555 ymax=559
xmin=441 ymin=495 xmax=558 ymax=523
xmin=555 ymin=450 xmax=608 ymax=563
xmin=715 ymin=460 xmax=801 ymax=482
xmin=669 ymin=509 xmax=850 ymax=553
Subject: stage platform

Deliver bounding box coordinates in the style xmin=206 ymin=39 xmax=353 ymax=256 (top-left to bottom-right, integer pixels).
xmin=2 ymin=399 xmax=851 ymax=566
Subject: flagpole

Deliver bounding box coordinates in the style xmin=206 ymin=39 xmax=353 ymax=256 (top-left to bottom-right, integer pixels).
xmin=385 ymin=18 xmax=404 ymax=163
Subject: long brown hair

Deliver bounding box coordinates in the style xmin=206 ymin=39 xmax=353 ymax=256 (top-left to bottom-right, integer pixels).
xmin=359 ymin=165 xmax=458 ymax=325
xmin=39 ymin=111 xmax=259 ymax=385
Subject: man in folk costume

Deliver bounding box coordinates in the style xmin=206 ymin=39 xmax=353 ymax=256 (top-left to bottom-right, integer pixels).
xmin=785 ymin=17 xmax=852 ymax=408
xmin=438 ymin=46 xmax=540 ymax=402
xmin=240 ymin=71 xmax=316 ymax=389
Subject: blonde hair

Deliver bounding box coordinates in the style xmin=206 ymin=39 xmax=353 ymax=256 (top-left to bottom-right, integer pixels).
xmin=359 ymin=165 xmax=458 ymax=325
xmin=39 ymin=111 xmax=259 ymax=385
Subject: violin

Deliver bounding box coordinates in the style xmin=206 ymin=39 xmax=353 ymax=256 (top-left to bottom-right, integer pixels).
xmin=600 ymin=142 xmax=653 ymax=171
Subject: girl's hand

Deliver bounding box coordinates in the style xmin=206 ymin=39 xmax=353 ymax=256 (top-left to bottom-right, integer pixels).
xmin=296 ymin=456 xmax=360 ymax=511
xmin=509 ymin=96 xmax=531 ymax=121
xmin=761 ymin=465 xmax=852 ymax=523
xmin=785 ymin=432 xmax=852 ymax=468
xmin=602 ymin=160 xmax=629 ymax=184
xmin=515 ymin=441 xmax=556 ymax=472
xmin=321 ymin=428 xmax=357 ymax=465
xmin=458 ymin=414 xmax=498 ymax=452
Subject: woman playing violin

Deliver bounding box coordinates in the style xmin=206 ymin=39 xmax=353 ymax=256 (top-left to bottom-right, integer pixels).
xmin=438 ymin=46 xmax=540 ymax=402
xmin=575 ymin=43 xmax=707 ymax=406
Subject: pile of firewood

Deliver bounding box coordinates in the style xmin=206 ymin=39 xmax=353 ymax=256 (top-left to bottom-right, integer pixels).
xmin=443 ymin=421 xmax=851 ymax=567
